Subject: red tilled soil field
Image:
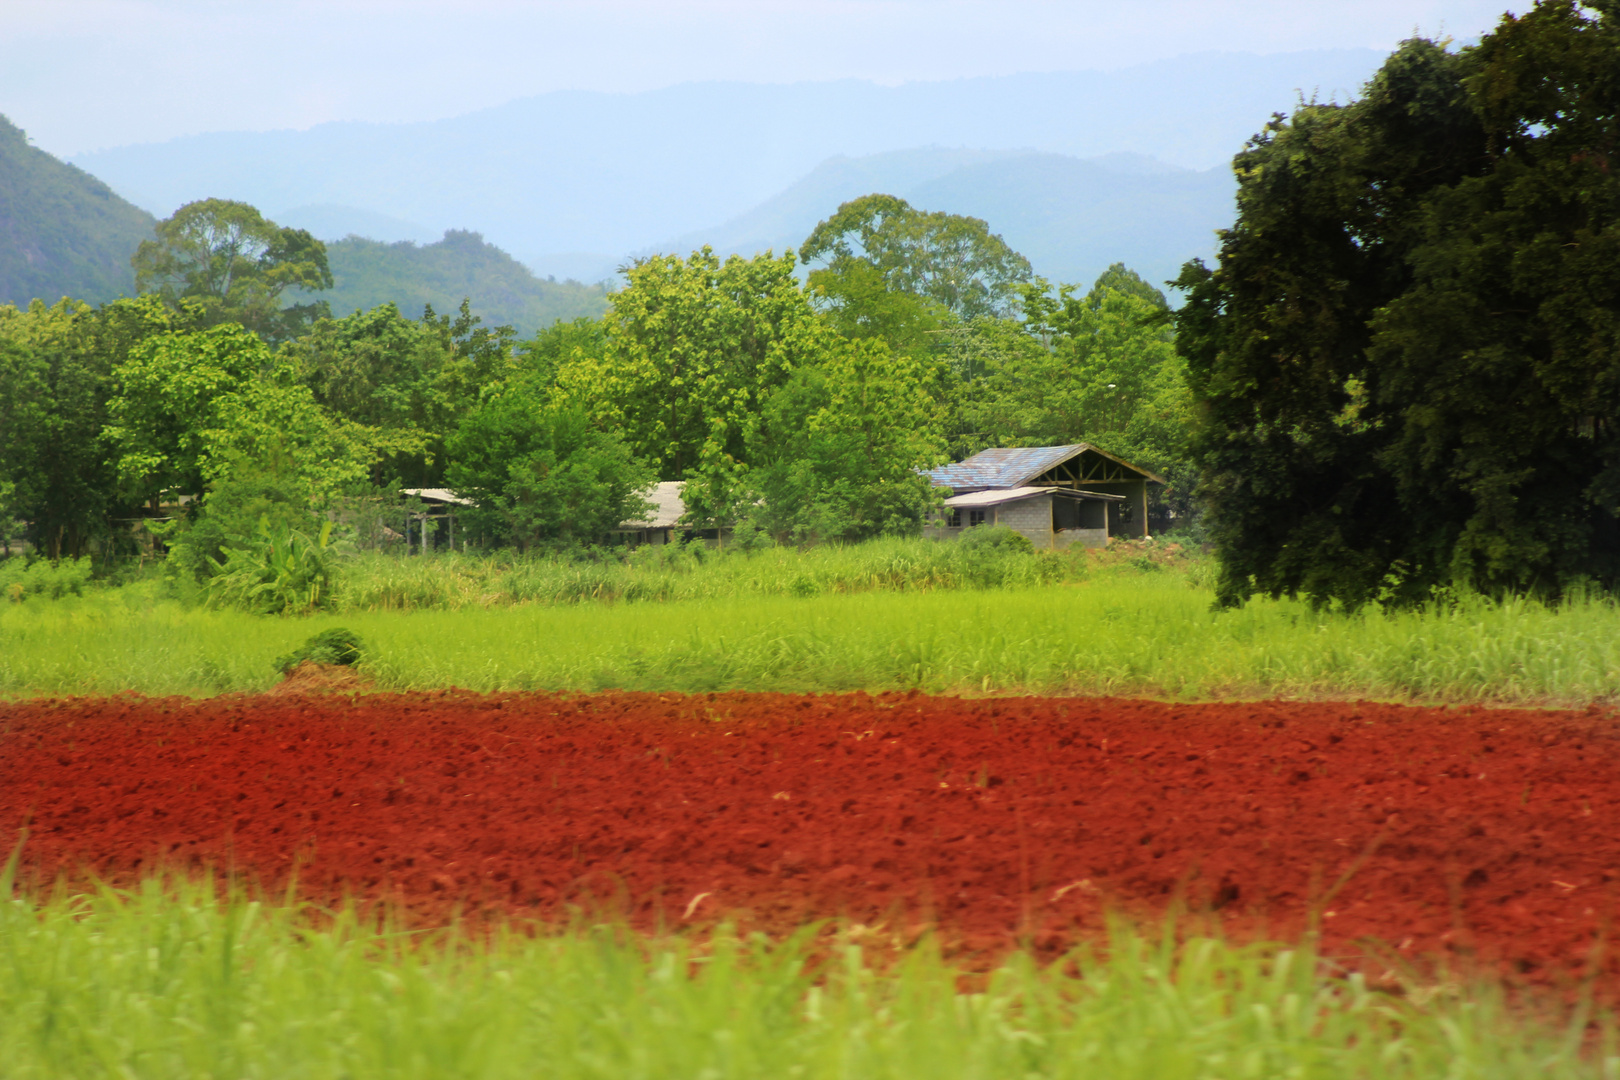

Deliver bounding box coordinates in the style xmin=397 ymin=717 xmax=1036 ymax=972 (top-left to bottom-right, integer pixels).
xmin=5 ymin=690 xmax=1619 ymax=987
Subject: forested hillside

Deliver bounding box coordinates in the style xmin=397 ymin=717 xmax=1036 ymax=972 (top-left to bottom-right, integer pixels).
xmin=325 ymin=231 xmax=608 ymax=337
xmin=0 ymin=115 xmax=153 ymax=306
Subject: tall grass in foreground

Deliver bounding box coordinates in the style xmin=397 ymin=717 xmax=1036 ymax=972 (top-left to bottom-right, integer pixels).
xmin=0 ymin=875 xmax=1606 ymax=1079
xmin=3 ymin=572 xmax=1618 ymax=703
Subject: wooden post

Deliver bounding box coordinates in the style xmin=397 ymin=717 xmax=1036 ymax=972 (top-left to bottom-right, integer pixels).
xmin=1139 ymin=481 xmax=1149 ymax=538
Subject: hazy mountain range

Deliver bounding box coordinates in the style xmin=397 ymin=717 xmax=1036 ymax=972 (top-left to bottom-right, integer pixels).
xmin=0 ymin=113 xmax=607 ymax=334
xmin=69 ymin=50 xmax=1383 ymax=288
xmin=0 ymin=114 xmax=154 ymax=304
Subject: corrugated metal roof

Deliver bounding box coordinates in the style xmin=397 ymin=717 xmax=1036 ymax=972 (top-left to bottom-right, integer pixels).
xmin=401 ymin=488 xmax=475 ymax=506
xmin=619 ymin=481 xmax=686 ymax=529
xmin=942 ymin=486 xmax=1053 ymax=509
xmin=927 ymin=445 xmax=1088 ymax=490
xmin=942 ymin=486 xmax=1126 ymax=509
xmin=927 ymin=444 xmax=1165 ymax=490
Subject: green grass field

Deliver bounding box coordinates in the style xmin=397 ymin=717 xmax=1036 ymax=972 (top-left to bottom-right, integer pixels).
xmin=0 ymin=873 xmax=1605 ymax=1080
xmin=6 ymin=543 xmax=1620 ymax=1075
xmin=2 ymin=555 xmax=1617 ymax=703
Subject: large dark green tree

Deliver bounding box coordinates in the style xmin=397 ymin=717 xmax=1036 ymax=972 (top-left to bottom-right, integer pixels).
xmin=133 ymin=199 xmax=332 ymax=342
xmin=1176 ymin=1 xmax=1620 ymax=607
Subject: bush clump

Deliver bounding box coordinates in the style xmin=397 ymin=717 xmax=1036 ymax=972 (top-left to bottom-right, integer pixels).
xmin=0 ymin=556 xmax=95 ymax=602
xmin=275 ymin=627 xmax=366 ymax=674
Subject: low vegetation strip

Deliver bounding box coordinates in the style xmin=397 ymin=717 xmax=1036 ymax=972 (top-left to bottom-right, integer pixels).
xmin=3 ymin=573 xmax=1619 ymax=704
xmin=2 ymin=882 xmax=1594 ymax=1080
xmin=6 ymin=690 xmax=1619 ymax=997
xmin=326 ymin=534 xmax=1093 ymax=611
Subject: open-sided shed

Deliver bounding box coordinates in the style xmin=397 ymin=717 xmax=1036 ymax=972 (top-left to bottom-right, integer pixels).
xmin=925 ymin=444 xmax=1164 ymax=549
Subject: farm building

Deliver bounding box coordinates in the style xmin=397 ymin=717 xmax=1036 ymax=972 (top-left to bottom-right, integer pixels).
xmin=612 ymin=481 xmax=732 ymax=547
xmin=613 ymin=481 xmax=686 ymax=546
xmin=925 ymin=444 xmax=1164 ymax=549
xmin=399 ymin=488 xmax=473 ymax=552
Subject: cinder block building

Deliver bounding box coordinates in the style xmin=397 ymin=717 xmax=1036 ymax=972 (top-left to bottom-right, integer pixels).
xmin=924 ymin=444 xmax=1164 ymax=550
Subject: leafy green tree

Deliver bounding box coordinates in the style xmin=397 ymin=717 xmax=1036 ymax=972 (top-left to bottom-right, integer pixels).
xmin=104 ymin=322 xmax=272 ymax=509
xmin=107 ymin=322 xmax=390 ymax=517
xmin=555 ymin=248 xmax=824 ymax=524
xmin=445 ymin=388 xmax=653 ymax=551
xmin=801 ymin=194 xmax=1033 ymax=321
xmin=0 ymin=295 xmax=184 ymax=558
xmin=132 ymin=199 xmax=332 ymax=341
xmin=1176 ymin=4 xmax=1620 ymax=607
xmin=516 ymin=315 xmax=605 ymax=389
xmin=749 ymin=337 xmax=946 ymax=543
xmin=1179 ymin=2 xmax=1620 ymax=608
xmin=287 ymin=299 xmax=514 ymax=486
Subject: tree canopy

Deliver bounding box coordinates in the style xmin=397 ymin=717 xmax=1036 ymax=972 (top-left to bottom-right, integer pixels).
xmin=1175 ymin=0 xmax=1620 ymax=607
xmin=801 ymin=194 xmax=1033 ymax=321
xmin=132 ymin=199 xmax=333 ymax=341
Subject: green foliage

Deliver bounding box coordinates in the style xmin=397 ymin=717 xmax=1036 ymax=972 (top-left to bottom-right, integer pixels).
xmin=749 ymin=337 xmax=946 ymax=542
xmin=104 ymin=321 xmax=273 ymax=505
xmin=445 ymin=389 xmax=654 ymax=551
xmin=205 ymin=516 xmax=338 ymax=616
xmin=108 ymin=321 xmax=395 ymax=521
xmin=324 ymin=230 xmax=609 ymax=339
xmin=2 ymin=878 xmax=1601 ymax=1080
xmin=1176 ymin=6 xmax=1620 ymax=607
xmin=0 ymin=295 xmax=184 ymax=557
xmin=516 ymin=314 xmax=604 ymax=388
xmin=0 ymin=113 xmax=155 ymax=307
xmin=161 ymin=454 xmax=329 ymax=586
xmin=801 ymin=193 xmax=1034 ymax=319
xmin=0 ymin=555 xmax=94 ymax=602
xmin=332 ymin=536 xmax=1085 ymax=611
xmin=133 ymin=198 xmax=333 ymax=341
xmin=274 ymin=626 xmax=365 ymax=673
xmin=556 ymin=248 xmax=825 ymax=524
xmin=956 ymin=524 xmax=1034 ymax=555
xmin=9 ymin=550 xmax=1620 ymax=706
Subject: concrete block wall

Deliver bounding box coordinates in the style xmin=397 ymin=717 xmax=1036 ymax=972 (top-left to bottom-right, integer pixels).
xmin=1054 ymin=528 xmax=1108 ymax=550
xmin=993 ymin=494 xmax=1054 ymax=549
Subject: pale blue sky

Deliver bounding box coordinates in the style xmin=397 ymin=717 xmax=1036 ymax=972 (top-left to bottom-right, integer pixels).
xmin=3 ymin=0 xmax=1522 ymax=157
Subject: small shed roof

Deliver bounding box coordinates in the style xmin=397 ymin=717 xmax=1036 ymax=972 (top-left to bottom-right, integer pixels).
xmin=928 ymin=444 xmax=1164 ymax=490
xmin=619 ymin=481 xmax=686 ymax=529
xmin=401 ymin=488 xmax=475 ymax=506
xmin=943 ymin=486 xmax=1125 ymax=509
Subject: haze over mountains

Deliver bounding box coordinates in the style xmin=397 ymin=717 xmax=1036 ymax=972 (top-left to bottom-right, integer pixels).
xmin=70 ymin=49 xmax=1384 ymax=289
xmin=0 ymin=114 xmax=606 ymax=334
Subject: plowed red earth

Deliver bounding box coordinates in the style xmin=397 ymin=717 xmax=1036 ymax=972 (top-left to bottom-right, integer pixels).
xmin=5 ymin=691 xmax=1619 ymax=988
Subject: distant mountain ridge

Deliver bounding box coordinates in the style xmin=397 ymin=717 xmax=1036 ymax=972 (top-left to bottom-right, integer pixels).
xmin=0 ymin=115 xmax=604 ymax=334
xmin=69 ymin=50 xmax=1382 ymax=275
xmin=0 ymin=114 xmax=154 ymax=307
xmin=660 ymin=148 xmax=1233 ymax=290
xmin=324 ymin=231 xmax=608 ymax=336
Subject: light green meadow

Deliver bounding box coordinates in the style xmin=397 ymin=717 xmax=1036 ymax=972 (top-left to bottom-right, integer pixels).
xmin=2 ymin=561 xmax=1617 ymax=703
xmin=0 ymin=874 xmax=1607 ymax=1080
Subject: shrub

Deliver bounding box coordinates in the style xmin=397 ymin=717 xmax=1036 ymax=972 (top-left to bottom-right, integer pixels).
xmin=0 ymin=556 xmax=95 ymax=602
xmin=957 ymin=525 xmax=1034 ymax=555
xmin=206 ymin=517 xmax=339 ymax=615
xmin=275 ymin=627 xmax=366 ymax=673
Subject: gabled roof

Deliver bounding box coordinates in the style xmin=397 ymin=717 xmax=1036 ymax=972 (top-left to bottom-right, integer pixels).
xmin=927 ymin=444 xmax=1164 ymax=490
xmin=619 ymin=481 xmax=686 ymax=529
